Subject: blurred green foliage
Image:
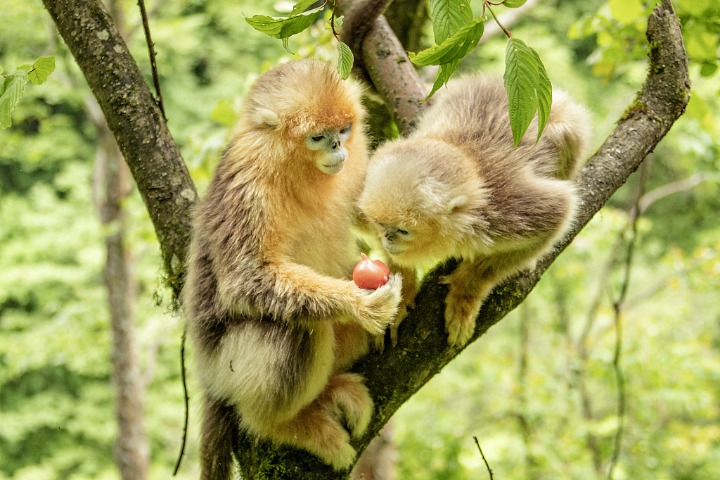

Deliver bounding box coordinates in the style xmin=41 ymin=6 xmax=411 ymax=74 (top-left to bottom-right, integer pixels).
xmin=0 ymin=0 xmax=718 ymax=478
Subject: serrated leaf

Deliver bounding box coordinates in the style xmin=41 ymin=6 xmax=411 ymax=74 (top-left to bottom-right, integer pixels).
xmin=245 ymin=7 xmax=321 ymax=39
xmin=291 ymin=0 xmax=319 ymax=15
xmin=426 ymin=60 xmax=459 ymax=100
xmin=429 ymin=0 xmax=474 ymax=44
xmin=0 ymin=72 xmax=29 ymax=130
xmin=504 ymin=38 xmax=545 ymax=146
xmin=409 ymin=18 xmax=484 ymax=66
xmin=337 ymin=41 xmax=354 ymax=80
xmin=28 ymin=56 xmax=55 ymax=85
xmin=528 ymin=48 xmax=552 ymax=141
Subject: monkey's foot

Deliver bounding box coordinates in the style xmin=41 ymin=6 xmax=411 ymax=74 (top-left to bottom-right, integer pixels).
xmin=320 ymin=373 xmax=374 ymax=439
xmin=267 ymin=401 xmax=358 ymax=471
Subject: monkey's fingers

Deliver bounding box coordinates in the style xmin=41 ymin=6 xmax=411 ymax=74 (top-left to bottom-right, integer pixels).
xmin=444 ymin=290 xmax=482 ymax=347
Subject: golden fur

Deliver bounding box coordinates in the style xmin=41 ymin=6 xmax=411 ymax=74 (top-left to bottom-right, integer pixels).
xmin=359 ymin=75 xmax=591 ymax=346
xmin=183 ymin=59 xmax=402 ymax=475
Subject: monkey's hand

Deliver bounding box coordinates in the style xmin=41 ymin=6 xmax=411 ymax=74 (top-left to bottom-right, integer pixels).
xmin=353 ymin=273 xmax=402 ymax=336
xmin=443 ymin=283 xmax=485 ymax=347
xmin=441 ymin=264 xmax=493 ymax=347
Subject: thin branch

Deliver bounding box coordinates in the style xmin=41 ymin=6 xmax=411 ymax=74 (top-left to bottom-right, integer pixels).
xmin=480 ymin=0 xmax=540 ymax=43
xmin=639 ymin=172 xmax=720 ymax=213
xmin=137 ymin=0 xmax=166 ymax=119
xmin=607 ymin=160 xmax=651 ymax=479
xmin=473 ymin=436 xmax=495 ymax=480
xmin=172 ymin=330 xmax=190 ymax=476
xmin=485 ymin=3 xmax=513 ymax=39
xmin=337 ymin=0 xmax=429 ymax=134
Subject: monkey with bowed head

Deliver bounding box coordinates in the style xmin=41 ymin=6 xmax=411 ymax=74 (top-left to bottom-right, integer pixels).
xmin=183 ymin=59 xmax=402 ymax=476
xmin=359 ymin=75 xmax=591 ymax=347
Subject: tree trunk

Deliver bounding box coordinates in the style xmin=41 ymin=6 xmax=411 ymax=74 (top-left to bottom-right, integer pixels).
xmin=93 ymin=101 xmax=150 ymax=480
xmin=42 ymin=0 xmax=196 ymax=300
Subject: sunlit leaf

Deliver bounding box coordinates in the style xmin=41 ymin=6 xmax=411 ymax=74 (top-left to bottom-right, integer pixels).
xmin=245 ymin=7 xmax=321 ymax=39
xmin=28 ymin=56 xmax=55 ymax=85
xmin=429 ymin=0 xmax=474 ymax=44
xmin=529 ymin=48 xmax=552 ymax=142
xmin=0 ymin=71 xmax=28 ymax=130
xmin=290 ymin=0 xmax=319 ymax=15
xmin=337 ymin=41 xmax=354 ymax=80
xmin=409 ymin=18 xmax=484 ymax=66
xmin=426 ymin=60 xmax=459 ymax=100
xmin=504 ymin=38 xmax=551 ymax=146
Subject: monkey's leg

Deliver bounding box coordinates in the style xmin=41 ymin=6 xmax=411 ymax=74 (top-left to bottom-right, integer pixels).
xmin=244 ymin=386 xmax=363 ymax=470
xmin=318 ymin=372 xmax=374 ymax=439
xmin=441 ymin=244 xmax=545 ymax=346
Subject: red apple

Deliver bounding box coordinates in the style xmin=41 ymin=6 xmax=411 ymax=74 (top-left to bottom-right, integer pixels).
xmin=352 ymin=253 xmax=390 ymax=289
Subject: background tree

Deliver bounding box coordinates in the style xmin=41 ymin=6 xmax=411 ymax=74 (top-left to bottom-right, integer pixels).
xmin=1 ymin=0 xmax=718 ymax=478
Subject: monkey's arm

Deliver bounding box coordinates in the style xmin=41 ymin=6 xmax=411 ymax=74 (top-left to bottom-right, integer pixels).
xmin=443 ymin=177 xmax=576 ymax=346
xmin=442 ymin=240 xmax=548 ymax=346
xmin=214 ymin=256 xmax=402 ymax=335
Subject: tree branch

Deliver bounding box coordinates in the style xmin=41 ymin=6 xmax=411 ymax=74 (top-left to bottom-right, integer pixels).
xmin=337 ymin=0 xmax=429 ymax=135
xmin=42 ymin=0 xmax=196 ymax=299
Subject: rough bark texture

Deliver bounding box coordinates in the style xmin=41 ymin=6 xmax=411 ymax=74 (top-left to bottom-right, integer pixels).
xmin=337 ymin=0 xmax=429 ymax=135
xmin=43 ymin=0 xmax=688 ymax=477
xmin=42 ymin=0 xmax=196 ymax=300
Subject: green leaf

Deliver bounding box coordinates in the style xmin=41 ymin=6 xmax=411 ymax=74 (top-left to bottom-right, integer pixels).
xmin=426 ymin=60 xmax=459 ymax=100
xmin=429 ymin=0 xmax=474 ymax=44
xmin=28 ymin=56 xmax=55 ymax=85
xmin=337 ymin=41 xmax=354 ymax=80
xmin=291 ymin=0 xmax=320 ymax=15
xmin=0 ymin=71 xmax=29 ymax=130
xmin=503 ymin=0 xmax=527 ymax=8
xmin=409 ymin=18 xmax=484 ymax=66
xmin=504 ymin=38 xmax=552 ymax=146
xmin=245 ymin=7 xmax=321 ymax=39
xmin=529 ymin=48 xmax=552 ymax=142
xmin=608 ymin=0 xmax=644 ymax=25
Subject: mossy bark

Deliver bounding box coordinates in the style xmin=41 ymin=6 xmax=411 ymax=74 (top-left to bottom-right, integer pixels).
xmin=42 ymin=0 xmax=196 ymax=300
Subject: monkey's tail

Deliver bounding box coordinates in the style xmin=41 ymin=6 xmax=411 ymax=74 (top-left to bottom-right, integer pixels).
xmin=200 ymin=395 xmax=238 ymax=480
xmin=546 ymin=90 xmax=593 ymax=180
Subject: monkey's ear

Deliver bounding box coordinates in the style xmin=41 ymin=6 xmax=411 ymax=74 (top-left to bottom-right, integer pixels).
xmin=447 ymin=194 xmax=470 ymax=213
xmin=253 ymin=107 xmax=281 ymax=129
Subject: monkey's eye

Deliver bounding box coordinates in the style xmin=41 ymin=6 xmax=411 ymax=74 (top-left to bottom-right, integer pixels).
xmin=397 ymin=228 xmax=410 ymax=236
xmin=339 ymin=124 xmax=352 ymax=135
xmin=310 ymin=134 xmax=325 ymax=142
